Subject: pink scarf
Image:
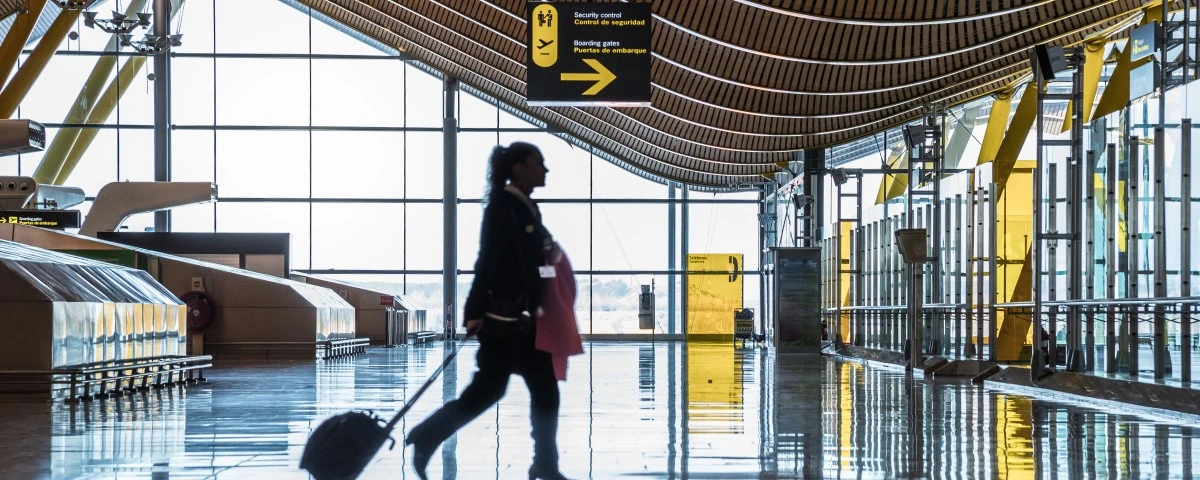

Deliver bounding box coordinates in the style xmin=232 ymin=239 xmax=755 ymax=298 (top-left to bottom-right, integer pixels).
xmin=536 ymin=243 xmax=585 ymax=381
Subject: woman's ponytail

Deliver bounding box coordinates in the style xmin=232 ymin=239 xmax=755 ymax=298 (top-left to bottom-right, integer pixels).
xmin=484 ymin=142 xmax=539 ymax=203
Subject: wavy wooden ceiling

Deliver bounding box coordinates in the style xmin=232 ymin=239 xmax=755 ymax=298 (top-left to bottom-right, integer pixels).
xmin=296 ymin=0 xmax=1144 ymax=187
xmin=0 ymin=0 xmax=25 ymax=21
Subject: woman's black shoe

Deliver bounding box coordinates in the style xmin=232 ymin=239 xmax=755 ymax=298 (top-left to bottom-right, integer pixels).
xmin=406 ymin=437 xmax=433 ymax=480
xmin=528 ymin=465 xmax=571 ymax=480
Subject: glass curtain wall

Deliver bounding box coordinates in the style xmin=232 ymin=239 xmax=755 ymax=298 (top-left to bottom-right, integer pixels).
xmin=797 ymin=38 xmax=1200 ymax=382
xmin=0 ymin=0 xmax=760 ymax=336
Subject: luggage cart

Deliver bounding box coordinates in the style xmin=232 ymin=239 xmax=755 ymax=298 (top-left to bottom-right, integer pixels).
xmin=733 ymin=308 xmax=762 ymax=348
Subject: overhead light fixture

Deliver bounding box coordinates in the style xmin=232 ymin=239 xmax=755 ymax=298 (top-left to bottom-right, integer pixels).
xmin=80 ymin=1 xmax=183 ymax=55
xmin=51 ymin=0 xmax=96 ymax=10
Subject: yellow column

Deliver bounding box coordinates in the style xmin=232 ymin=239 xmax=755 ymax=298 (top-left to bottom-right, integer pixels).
xmin=54 ymin=55 xmax=149 ymax=184
xmin=874 ymin=151 xmax=907 ymax=204
xmin=977 ymin=89 xmax=1014 ymax=166
xmin=0 ymin=8 xmax=81 ymax=118
xmin=33 ymin=0 xmax=150 ymax=184
xmin=839 ymin=221 xmax=853 ymax=343
xmin=1081 ymin=38 xmax=1107 ymax=123
xmin=0 ymin=0 xmax=47 ymax=89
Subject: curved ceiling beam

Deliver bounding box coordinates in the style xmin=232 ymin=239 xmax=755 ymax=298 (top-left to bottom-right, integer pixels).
xmin=728 ymin=0 xmax=1059 ymax=26
xmin=436 ymin=0 xmax=1134 ymax=120
xmin=349 ymin=0 xmax=1130 ymax=155
xmin=649 ymin=1 xmax=1126 ymax=65
xmin=301 ymin=0 xmax=1143 ymax=184
xmin=473 ymin=0 xmax=1137 ymax=108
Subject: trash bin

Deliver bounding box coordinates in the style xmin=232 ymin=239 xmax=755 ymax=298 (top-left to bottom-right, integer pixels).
xmin=385 ymin=307 xmax=407 ymax=347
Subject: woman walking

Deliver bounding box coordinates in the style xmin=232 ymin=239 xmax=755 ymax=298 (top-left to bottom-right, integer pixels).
xmin=405 ymin=142 xmax=570 ymax=480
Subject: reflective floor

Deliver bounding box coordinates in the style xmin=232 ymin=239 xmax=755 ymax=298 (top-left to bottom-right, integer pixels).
xmin=3 ymin=341 xmax=1200 ymax=479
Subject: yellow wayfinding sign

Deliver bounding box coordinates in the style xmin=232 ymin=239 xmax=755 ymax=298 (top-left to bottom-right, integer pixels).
xmin=686 ymin=253 xmax=743 ymax=338
xmin=525 ymin=1 xmax=651 ymax=106
xmin=560 ymin=58 xmax=616 ymax=95
xmin=530 ymin=3 xmax=558 ymax=68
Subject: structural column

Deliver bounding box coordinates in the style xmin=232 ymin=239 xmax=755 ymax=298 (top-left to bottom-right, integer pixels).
xmin=153 ymin=0 xmax=173 ymax=232
xmin=668 ymin=182 xmax=676 ymax=334
xmin=1183 ymin=119 xmax=1193 ymax=383
xmin=681 ymin=185 xmax=689 ymax=337
xmin=443 ymin=77 xmax=458 ymax=324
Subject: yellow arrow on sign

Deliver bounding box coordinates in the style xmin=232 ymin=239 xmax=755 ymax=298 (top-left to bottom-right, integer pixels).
xmin=560 ymin=58 xmax=616 ymax=95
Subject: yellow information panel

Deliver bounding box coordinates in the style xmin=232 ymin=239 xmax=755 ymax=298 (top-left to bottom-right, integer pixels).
xmin=686 ymin=253 xmax=743 ymax=338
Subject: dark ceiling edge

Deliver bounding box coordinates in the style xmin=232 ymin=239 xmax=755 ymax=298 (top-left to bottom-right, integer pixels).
xmin=283 ymin=0 xmax=759 ymax=191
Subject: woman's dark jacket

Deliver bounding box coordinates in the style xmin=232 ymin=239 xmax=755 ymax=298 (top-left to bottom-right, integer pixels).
xmin=463 ymin=188 xmax=549 ymax=325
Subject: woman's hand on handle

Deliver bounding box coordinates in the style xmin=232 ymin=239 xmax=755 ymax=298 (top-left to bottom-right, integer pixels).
xmin=465 ymin=319 xmax=483 ymax=338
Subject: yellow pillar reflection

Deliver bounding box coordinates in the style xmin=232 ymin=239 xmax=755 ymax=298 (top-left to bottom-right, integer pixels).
xmin=686 ymin=340 xmax=743 ymax=434
xmin=995 ymin=394 xmax=1036 ymax=479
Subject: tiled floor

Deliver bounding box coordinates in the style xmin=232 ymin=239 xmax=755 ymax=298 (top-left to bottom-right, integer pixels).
xmin=3 ymin=341 xmax=1200 ymax=479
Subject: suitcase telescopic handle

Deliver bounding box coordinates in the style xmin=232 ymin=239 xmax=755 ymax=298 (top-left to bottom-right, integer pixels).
xmin=384 ymin=337 xmax=471 ymax=431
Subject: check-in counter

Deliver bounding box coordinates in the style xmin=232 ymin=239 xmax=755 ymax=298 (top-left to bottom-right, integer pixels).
xmin=0 ymin=223 xmax=355 ymax=359
xmin=292 ymin=273 xmax=427 ymax=346
xmin=0 ymin=239 xmax=186 ymax=385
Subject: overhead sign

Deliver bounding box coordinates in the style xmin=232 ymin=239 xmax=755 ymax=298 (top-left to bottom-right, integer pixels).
xmin=526 ymin=2 xmax=651 ymax=106
xmin=1130 ymin=60 xmax=1159 ymax=102
xmin=1130 ymin=22 xmax=1159 ymax=63
xmin=0 ymin=210 xmax=81 ymax=229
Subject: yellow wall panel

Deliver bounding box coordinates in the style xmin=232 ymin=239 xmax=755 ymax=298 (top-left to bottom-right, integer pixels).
xmin=686 ymin=253 xmax=743 ymax=337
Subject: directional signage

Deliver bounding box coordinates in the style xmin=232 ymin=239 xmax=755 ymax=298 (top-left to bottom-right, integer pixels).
xmin=1130 ymin=22 xmax=1159 ymax=63
xmin=0 ymin=210 xmax=81 ymax=229
xmin=526 ymin=2 xmax=651 ymax=106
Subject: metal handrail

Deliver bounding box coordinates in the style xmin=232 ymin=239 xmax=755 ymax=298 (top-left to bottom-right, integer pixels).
xmin=0 ymin=355 xmax=212 ymax=403
xmin=997 ymin=297 xmax=1200 ymax=309
xmin=924 ymin=303 xmax=969 ymax=309
xmin=824 ymin=303 xmax=968 ymax=313
xmin=823 ymin=306 xmax=907 ymax=312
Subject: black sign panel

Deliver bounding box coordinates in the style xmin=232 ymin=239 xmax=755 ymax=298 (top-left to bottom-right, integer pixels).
xmin=773 ymin=247 xmax=822 ymax=353
xmin=526 ymin=2 xmax=651 ymax=106
xmin=0 ymin=210 xmax=81 ymax=229
xmin=1130 ymin=22 xmax=1159 ymax=63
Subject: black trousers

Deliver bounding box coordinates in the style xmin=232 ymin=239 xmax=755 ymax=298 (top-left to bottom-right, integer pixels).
xmin=408 ymin=328 xmax=561 ymax=469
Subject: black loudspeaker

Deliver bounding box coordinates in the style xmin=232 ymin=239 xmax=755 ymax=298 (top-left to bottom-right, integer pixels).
xmin=803 ymin=149 xmax=822 ymax=176
xmin=1029 ymin=44 xmax=1068 ymax=81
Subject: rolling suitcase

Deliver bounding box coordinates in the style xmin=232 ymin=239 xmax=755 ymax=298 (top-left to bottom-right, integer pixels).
xmin=299 ymin=338 xmax=468 ymax=480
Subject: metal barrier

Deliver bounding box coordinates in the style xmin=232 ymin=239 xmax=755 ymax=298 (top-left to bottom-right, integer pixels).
xmin=0 ymin=355 xmax=212 ymax=403
xmin=828 ymin=297 xmax=1200 ymax=382
xmin=408 ymin=331 xmax=438 ymax=344
xmin=317 ymin=338 xmax=370 ymax=358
